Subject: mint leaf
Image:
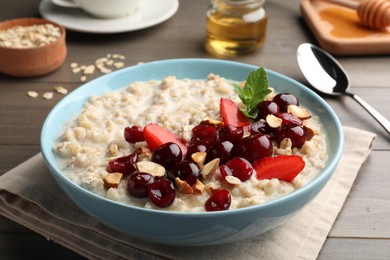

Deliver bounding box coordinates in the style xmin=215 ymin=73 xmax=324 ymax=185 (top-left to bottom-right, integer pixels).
xmin=233 ymin=67 xmax=271 ymax=119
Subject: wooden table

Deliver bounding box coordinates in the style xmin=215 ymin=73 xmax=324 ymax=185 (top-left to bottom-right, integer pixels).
xmin=0 ymin=0 xmax=389 ymax=258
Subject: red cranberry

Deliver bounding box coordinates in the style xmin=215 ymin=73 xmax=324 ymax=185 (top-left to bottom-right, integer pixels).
xmin=108 ymin=151 xmax=138 ymax=175
xmin=185 ymin=144 xmax=207 ymax=161
xmin=235 ymin=134 xmax=273 ymax=162
xmin=148 ymin=179 xmax=176 ymax=208
xmin=250 ymin=121 xmax=276 ymax=137
xmin=256 ymin=101 xmax=280 ymax=119
xmin=152 ymin=142 xmax=182 ymax=169
xmin=220 ymin=157 xmax=254 ymax=182
xmin=273 ymin=93 xmax=299 ymax=112
xmin=276 ymin=125 xmax=307 ymax=149
xmin=127 ymin=172 xmax=155 ymax=198
xmin=170 ymin=160 xmax=200 ymax=186
xmin=191 ymin=124 xmax=218 ymax=148
xmin=219 ymin=125 xmax=244 ymax=144
xmin=277 ymin=112 xmax=302 ymax=127
xmin=206 ymin=140 xmax=234 ymax=164
xmin=124 ymin=126 xmax=145 ymax=143
xmin=205 ymin=189 xmax=231 ymax=211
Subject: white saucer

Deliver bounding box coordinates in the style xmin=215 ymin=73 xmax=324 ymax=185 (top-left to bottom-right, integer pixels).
xmin=39 ymin=0 xmax=179 ymax=34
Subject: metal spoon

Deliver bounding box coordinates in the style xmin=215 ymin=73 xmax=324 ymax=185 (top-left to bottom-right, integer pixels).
xmin=297 ymin=43 xmax=390 ymax=135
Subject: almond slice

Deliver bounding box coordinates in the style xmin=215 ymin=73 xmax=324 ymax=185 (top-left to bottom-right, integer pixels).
xmin=287 ymin=105 xmax=311 ymax=120
xmin=225 ymin=175 xmax=241 ymax=185
xmin=303 ymin=125 xmax=315 ymax=141
xmin=200 ymin=118 xmax=224 ymax=129
xmin=175 ymin=177 xmax=194 ymax=194
xmin=191 ymin=151 xmax=207 ymax=168
xmin=266 ymin=114 xmax=282 ymax=128
xmin=103 ymin=172 xmax=123 ymax=188
xmin=135 ymin=161 xmax=165 ymax=177
xmin=193 ymin=179 xmax=206 ymax=194
xmin=202 ymin=158 xmax=220 ymax=179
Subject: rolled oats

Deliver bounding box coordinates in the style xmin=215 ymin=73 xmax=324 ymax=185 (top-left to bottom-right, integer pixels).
xmin=27 ymin=91 xmax=38 ymax=98
xmin=42 ymin=92 xmax=54 ymax=100
xmin=0 ymin=23 xmax=61 ymax=48
xmin=53 ymin=85 xmax=68 ymax=95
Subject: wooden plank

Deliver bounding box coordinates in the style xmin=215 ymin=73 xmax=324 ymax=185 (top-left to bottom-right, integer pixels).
xmin=330 ymin=151 xmax=390 ymax=238
xmin=319 ymin=238 xmax=390 ymax=259
xmin=0 ymin=145 xmax=40 ymax=174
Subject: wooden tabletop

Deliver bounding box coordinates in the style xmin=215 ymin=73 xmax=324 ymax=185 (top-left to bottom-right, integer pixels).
xmin=0 ymin=0 xmax=389 ymax=259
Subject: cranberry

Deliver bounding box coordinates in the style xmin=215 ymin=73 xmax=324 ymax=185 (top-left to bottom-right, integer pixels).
xmin=127 ymin=172 xmax=155 ymax=198
xmin=108 ymin=151 xmax=138 ymax=175
xmin=170 ymin=160 xmax=200 ymax=186
xmin=276 ymin=125 xmax=307 ymax=149
xmin=148 ymin=179 xmax=176 ymax=208
xmin=185 ymin=144 xmax=207 ymax=161
xmin=273 ymin=93 xmax=299 ymax=112
xmin=220 ymin=157 xmax=254 ymax=182
xmin=124 ymin=126 xmax=145 ymax=143
xmin=278 ymin=112 xmax=302 ymax=127
xmin=219 ymin=125 xmax=244 ymax=144
xmin=152 ymin=142 xmax=182 ymax=169
xmin=206 ymin=140 xmax=235 ymax=164
xmin=205 ymin=189 xmax=231 ymax=211
xmin=256 ymin=101 xmax=280 ymax=119
xmin=235 ymin=134 xmax=273 ymax=162
xmin=191 ymin=124 xmax=218 ymax=148
xmin=250 ymin=121 xmax=276 ymax=137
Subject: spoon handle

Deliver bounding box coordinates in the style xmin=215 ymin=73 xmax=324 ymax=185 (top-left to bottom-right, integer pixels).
xmin=349 ymin=93 xmax=390 ymax=135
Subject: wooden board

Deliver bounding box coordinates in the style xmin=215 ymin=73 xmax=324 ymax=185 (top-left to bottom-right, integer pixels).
xmin=300 ymin=0 xmax=390 ymax=55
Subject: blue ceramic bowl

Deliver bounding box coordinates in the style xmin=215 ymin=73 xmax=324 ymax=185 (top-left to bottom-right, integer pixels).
xmin=41 ymin=59 xmax=343 ymax=246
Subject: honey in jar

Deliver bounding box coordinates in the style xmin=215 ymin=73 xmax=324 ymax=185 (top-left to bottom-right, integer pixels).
xmin=205 ymin=0 xmax=268 ymax=57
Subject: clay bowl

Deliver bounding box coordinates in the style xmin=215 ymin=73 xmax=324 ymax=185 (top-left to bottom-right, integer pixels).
xmin=0 ymin=18 xmax=67 ymax=77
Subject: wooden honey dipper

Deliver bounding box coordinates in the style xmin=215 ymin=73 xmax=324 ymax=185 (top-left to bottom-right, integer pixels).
xmin=322 ymin=0 xmax=390 ymax=29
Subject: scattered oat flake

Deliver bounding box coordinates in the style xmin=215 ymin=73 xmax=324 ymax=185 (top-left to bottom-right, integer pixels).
xmin=42 ymin=92 xmax=54 ymax=100
xmin=80 ymin=76 xmax=87 ymax=82
xmin=113 ymin=54 xmax=125 ymax=60
xmin=54 ymin=85 xmax=68 ymax=95
xmin=83 ymin=65 xmax=95 ymax=75
xmin=114 ymin=62 xmax=124 ymax=69
xmin=72 ymin=67 xmax=81 ymax=73
xmin=70 ymin=62 xmax=78 ymax=68
xmin=27 ymin=91 xmax=38 ymax=98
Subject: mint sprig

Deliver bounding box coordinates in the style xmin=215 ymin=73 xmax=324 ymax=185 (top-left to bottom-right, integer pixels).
xmin=233 ymin=67 xmax=271 ymax=119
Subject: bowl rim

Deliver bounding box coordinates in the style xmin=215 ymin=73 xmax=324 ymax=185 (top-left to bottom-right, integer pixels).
xmin=41 ymin=58 xmax=344 ymax=216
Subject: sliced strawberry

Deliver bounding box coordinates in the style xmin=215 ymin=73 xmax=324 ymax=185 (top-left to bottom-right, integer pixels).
xmin=253 ymin=155 xmax=305 ymax=182
xmin=143 ymin=123 xmax=187 ymax=156
xmin=220 ymin=98 xmax=250 ymax=128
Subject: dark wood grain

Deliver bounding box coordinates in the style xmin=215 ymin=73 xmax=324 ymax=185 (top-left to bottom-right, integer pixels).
xmin=0 ymin=0 xmax=389 ymax=259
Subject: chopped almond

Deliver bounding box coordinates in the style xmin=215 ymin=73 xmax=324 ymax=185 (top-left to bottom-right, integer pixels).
xmin=202 ymin=158 xmax=220 ymax=179
xmin=135 ymin=161 xmax=165 ymax=177
xmin=191 ymin=151 xmax=207 ymax=168
xmin=287 ymin=105 xmax=311 ymax=120
xmin=266 ymin=114 xmax=282 ymax=128
xmin=193 ymin=179 xmax=206 ymax=194
xmin=200 ymin=118 xmax=224 ymax=129
xmin=103 ymin=172 xmax=123 ymax=188
xmin=304 ymin=125 xmax=315 ymax=141
xmin=175 ymin=178 xmax=194 ymax=194
xmin=225 ymin=175 xmax=241 ymax=185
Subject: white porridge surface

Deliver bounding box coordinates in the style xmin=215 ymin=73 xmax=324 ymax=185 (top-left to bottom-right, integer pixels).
xmin=54 ymin=74 xmax=327 ymax=212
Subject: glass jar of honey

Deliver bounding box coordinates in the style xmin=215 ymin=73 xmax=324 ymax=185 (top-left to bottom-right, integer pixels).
xmin=205 ymin=0 xmax=268 ymax=57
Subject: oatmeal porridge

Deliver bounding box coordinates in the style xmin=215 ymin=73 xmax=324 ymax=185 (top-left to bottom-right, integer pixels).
xmin=54 ymin=70 xmax=327 ymax=212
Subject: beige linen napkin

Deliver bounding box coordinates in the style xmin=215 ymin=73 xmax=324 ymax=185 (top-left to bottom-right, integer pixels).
xmin=0 ymin=126 xmax=375 ymax=260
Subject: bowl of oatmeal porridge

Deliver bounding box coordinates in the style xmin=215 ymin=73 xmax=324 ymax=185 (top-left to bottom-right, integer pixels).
xmin=41 ymin=59 xmax=343 ymax=246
